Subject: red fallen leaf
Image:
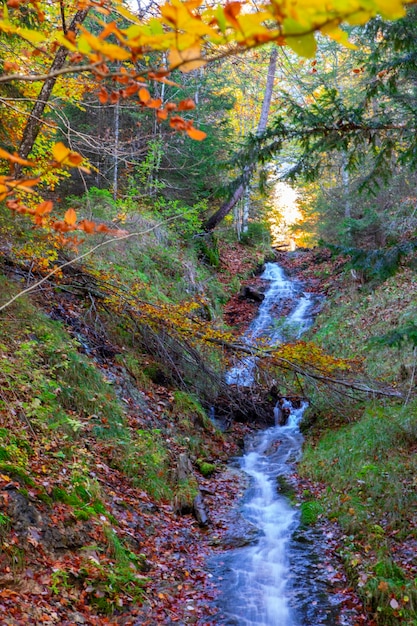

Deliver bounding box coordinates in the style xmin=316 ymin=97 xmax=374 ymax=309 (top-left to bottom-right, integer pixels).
xmin=0 ymin=589 xmax=19 ymax=597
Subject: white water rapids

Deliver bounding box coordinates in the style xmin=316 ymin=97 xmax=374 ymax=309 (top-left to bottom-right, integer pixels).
xmin=226 ymin=264 xmax=315 ymax=387
xmin=210 ymin=263 xmax=341 ymax=625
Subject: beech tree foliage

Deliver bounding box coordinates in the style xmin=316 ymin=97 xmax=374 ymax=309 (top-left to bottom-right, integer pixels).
xmin=0 ymin=0 xmax=411 ymax=237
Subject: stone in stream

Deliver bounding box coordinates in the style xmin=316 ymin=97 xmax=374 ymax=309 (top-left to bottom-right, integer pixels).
xmin=239 ymin=285 xmax=265 ymax=302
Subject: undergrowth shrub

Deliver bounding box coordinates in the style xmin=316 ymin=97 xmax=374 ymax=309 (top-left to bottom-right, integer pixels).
xmin=116 ymin=429 xmax=172 ymax=501
xmin=301 ymin=401 xmax=417 ymax=624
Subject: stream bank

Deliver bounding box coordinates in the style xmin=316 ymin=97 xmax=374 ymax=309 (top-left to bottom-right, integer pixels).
xmin=204 ymin=257 xmax=369 ymax=626
xmin=0 ymin=245 xmax=371 ymax=625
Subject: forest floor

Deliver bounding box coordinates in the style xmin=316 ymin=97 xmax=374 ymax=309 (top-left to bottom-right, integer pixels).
xmin=0 ymin=241 xmax=400 ymax=625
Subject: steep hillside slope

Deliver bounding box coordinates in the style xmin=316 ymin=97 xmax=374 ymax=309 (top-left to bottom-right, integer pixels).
xmin=0 ymin=218 xmax=269 ymax=625
xmin=294 ymin=253 xmax=417 ymax=626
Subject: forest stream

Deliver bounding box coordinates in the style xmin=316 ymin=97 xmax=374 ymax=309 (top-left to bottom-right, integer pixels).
xmin=209 ymin=263 xmax=344 ymax=625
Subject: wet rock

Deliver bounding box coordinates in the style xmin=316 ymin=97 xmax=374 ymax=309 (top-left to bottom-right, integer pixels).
xmin=218 ymin=511 xmax=261 ymax=548
xmin=264 ymin=440 xmax=281 ymax=456
xmin=7 ymin=491 xmax=42 ymax=533
xmin=239 ymin=285 xmax=265 ymax=302
xmin=42 ymin=523 xmax=92 ymax=550
xmin=292 ymin=529 xmax=315 ymax=544
xmin=68 ymin=612 xmax=86 ymax=624
xmin=193 ymin=493 xmax=209 ymax=527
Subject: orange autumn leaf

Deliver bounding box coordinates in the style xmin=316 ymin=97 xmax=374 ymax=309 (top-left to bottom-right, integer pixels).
xmin=35 ymin=201 xmax=53 ymax=216
xmin=98 ymin=87 xmax=109 ymax=104
xmin=0 ymin=177 xmax=41 ymax=201
xmin=147 ymin=98 xmax=162 ymax=109
xmin=78 ymin=219 xmax=96 ymax=233
xmin=178 ymin=98 xmax=196 ymax=111
xmin=52 ymin=143 xmax=90 ymax=172
xmin=67 ymin=153 xmax=84 ymax=167
xmin=52 ymin=220 xmax=71 ymax=233
xmin=170 ymin=115 xmax=187 ymax=130
xmin=65 ymin=30 xmax=76 ymax=44
xmin=122 ymin=84 xmax=139 ymax=97
xmin=139 ymin=87 xmax=150 ymax=103
xmin=64 ymin=208 xmax=77 ymax=226
xmin=223 ymin=2 xmax=242 ymax=29
xmin=186 ymin=126 xmax=207 ymax=140
xmin=0 ymin=147 xmax=33 ymax=166
xmin=97 ymin=20 xmax=121 ymax=41
xmin=95 ymin=223 xmax=112 ymax=232
xmin=157 ymin=108 xmax=168 ymax=121
xmin=168 ymin=46 xmax=205 ymax=72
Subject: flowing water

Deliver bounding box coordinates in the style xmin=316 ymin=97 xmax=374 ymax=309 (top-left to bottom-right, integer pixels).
xmin=226 ymin=264 xmax=316 ymax=387
xmin=210 ymin=263 xmax=342 ymax=625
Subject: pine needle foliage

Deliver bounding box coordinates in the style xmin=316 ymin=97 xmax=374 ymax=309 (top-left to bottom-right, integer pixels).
xmin=223 ymin=7 xmax=417 ymax=204
xmin=326 ymin=238 xmax=417 ymax=283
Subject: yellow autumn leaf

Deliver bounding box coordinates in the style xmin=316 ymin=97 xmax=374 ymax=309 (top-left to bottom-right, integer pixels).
xmin=236 ymin=12 xmax=274 ymax=38
xmin=111 ymin=0 xmax=139 ymax=22
xmin=54 ymin=31 xmax=78 ymax=52
xmin=18 ymin=27 xmax=46 ymax=44
xmin=52 ymin=142 xmax=71 ymax=164
xmin=52 ymin=143 xmax=90 ymax=172
xmin=79 ymin=30 xmax=131 ymax=60
xmin=373 ymin=0 xmax=406 ymax=19
xmin=286 ymin=32 xmax=317 ymax=58
xmin=160 ymin=0 xmax=217 ymax=37
xmin=321 ymin=23 xmax=357 ymax=49
xmin=169 ymin=46 xmax=206 ymax=72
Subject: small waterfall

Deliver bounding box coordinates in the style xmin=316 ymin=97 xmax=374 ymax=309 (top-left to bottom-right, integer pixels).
xmin=210 ymin=263 xmax=339 ymax=625
xmin=226 ymin=263 xmax=317 ymax=387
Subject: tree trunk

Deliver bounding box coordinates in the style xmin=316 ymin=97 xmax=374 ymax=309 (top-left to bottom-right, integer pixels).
xmin=203 ymin=46 xmax=278 ymax=231
xmin=341 ymin=150 xmax=351 ymax=219
xmin=241 ymin=185 xmax=250 ymax=234
xmin=15 ymin=8 xmax=89 ymax=174
xmin=256 ymin=46 xmax=278 ymax=137
xmin=113 ymin=97 xmax=120 ymax=200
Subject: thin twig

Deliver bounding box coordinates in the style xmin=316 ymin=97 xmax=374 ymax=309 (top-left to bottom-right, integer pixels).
xmin=0 ymin=62 xmax=102 ymax=84
xmin=404 ymin=346 xmax=417 ymax=407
